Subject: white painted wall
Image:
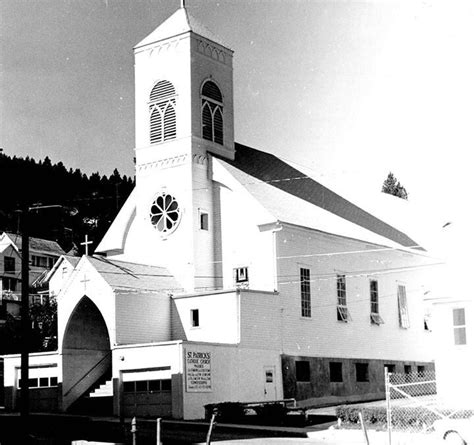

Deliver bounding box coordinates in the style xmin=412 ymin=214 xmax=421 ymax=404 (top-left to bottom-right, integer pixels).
xmin=276 ymin=225 xmax=435 ymax=362
xmin=57 ymin=257 xmax=116 ymax=350
xmin=171 ymin=291 xmax=240 ymax=343
xmin=182 ymin=342 xmax=283 ymax=420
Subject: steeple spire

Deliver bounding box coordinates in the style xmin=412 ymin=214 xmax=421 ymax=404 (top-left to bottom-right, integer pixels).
xmin=180 ymin=0 xmax=185 ymax=9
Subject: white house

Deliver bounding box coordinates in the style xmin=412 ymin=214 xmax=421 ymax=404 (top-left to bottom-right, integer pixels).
xmin=2 ymin=5 xmax=442 ymax=420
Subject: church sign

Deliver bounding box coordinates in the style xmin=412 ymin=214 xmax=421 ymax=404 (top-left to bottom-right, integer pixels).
xmin=185 ymin=350 xmax=212 ymax=392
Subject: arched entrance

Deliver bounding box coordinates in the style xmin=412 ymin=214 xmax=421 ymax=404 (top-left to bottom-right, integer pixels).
xmin=62 ymin=296 xmax=111 ymax=412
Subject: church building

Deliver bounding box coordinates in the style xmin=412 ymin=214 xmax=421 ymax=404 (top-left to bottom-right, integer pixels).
xmin=2 ymin=4 xmax=438 ymax=420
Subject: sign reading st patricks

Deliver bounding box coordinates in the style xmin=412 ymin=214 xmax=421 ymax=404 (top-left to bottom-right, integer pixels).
xmin=185 ymin=350 xmax=212 ymax=392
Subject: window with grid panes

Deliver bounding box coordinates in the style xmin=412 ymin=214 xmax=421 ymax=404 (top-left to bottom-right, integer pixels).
xmin=300 ymin=268 xmax=311 ymax=317
xmin=397 ymin=284 xmax=410 ymax=328
xmin=336 ymin=274 xmax=351 ymax=322
xmin=370 ymin=280 xmax=384 ymax=325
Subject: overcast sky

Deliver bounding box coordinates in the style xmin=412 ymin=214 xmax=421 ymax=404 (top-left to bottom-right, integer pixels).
xmin=2 ymin=0 xmax=473 ymax=224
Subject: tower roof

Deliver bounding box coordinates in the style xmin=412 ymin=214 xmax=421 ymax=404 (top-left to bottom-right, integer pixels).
xmin=135 ymin=6 xmax=231 ymax=50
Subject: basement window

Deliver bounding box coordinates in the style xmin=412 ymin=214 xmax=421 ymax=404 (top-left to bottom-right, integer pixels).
xmin=191 ymin=309 xmax=200 ymax=327
xmin=355 ymin=363 xmax=369 ymax=382
xmin=329 ymin=362 xmax=343 ymax=382
xmin=295 ymin=360 xmax=310 ymax=382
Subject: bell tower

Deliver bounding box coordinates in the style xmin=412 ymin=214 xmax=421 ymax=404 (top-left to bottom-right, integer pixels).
xmin=127 ymin=4 xmax=234 ymax=291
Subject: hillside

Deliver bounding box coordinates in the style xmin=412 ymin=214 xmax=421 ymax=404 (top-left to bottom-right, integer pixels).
xmin=0 ymin=153 xmax=134 ymax=254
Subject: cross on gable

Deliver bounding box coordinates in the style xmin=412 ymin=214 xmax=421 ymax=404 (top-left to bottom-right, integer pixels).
xmin=80 ymin=274 xmax=90 ymax=293
xmin=80 ymin=235 xmax=93 ymax=256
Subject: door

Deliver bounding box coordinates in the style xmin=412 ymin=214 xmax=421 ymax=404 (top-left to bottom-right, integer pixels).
xmin=263 ymin=366 xmax=277 ymax=400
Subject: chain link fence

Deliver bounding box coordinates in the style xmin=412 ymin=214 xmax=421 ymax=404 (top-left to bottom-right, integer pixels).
xmin=386 ymin=369 xmax=474 ymax=437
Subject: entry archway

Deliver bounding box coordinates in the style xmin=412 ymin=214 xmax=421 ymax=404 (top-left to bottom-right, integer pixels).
xmin=62 ymin=296 xmax=111 ymax=411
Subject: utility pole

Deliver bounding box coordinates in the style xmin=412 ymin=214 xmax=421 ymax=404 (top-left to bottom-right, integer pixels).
xmin=20 ymin=204 xmax=30 ymax=426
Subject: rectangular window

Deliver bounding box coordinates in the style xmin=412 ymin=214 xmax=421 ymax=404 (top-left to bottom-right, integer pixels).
xmin=4 ymin=256 xmax=15 ymax=273
xmin=123 ymin=381 xmax=135 ymax=393
xmin=336 ymin=274 xmax=351 ymax=322
xmin=300 ymin=268 xmax=311 ymax=318
xmin=2 ymin=277 xmax=17 ymax=292
xmin=370 ymin=280 xmax=384 ymax=325
xmin=48 ymin=257 xmax=55 ymax=269
xmin=200 ymin=212 xmax=209 ymax=230
xmin=234 ymin=267 xmax=249 ymax=284
xmin=191 ymin=309 xmax=200 ymax=327
xmin=355 ymin=363 xmax=369 ymax=382
xmin=50 ymin=377 xmax=58 ymax=387
xmin=398 ymin=284 xmax=410 ymax=328
xmin=31 ymin=255 xmax=48 ymax=268
xmin=295 ymin=360 xmax=310 ymax=382
xmin=417 ymin=365 xmax=425 ymax=377
xmin=404 ymin=365 xmax=412 ymax=382
xmin=329 ymin=362 xmax=343 ymax=382
xmin=453 ymin=308 xmax=467 ymax=345
xmin=385 ymin=364 xmax=396 ymax=374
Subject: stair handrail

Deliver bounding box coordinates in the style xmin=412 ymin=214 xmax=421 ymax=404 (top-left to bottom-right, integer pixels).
xmin=64 ymin=351 xmax=112 ymax=398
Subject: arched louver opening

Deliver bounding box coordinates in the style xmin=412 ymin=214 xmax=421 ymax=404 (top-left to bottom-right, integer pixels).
xmin=201 ymin=80 xmax=223 ymax=145
xmin=149 ymin=80 xmax=177 ymax=144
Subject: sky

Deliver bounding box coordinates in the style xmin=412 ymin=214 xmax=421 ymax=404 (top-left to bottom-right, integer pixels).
xmin=1 ymin=0 xmax=474 ymax=228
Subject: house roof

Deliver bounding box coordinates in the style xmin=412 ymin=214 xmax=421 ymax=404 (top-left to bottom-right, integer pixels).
xmin=1 ymin=232 xmax=65 ymax=256
xmin=216 ymin=143 xmax=422 ymax=250
xmin=88 ymin=256 xmax=181 ymax=293
xmin=134 ymin=6 xmax=230 ymax=50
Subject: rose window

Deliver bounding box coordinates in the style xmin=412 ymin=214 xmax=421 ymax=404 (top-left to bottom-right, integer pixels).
xmin=150 ymin=193 xmax=181 ymax=234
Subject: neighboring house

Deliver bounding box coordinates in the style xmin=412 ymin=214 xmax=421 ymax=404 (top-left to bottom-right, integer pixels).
xmin=430 ymin=221 xmax=474 ymax=408
xmin=2 ymin=5 xmax=442 ymax=419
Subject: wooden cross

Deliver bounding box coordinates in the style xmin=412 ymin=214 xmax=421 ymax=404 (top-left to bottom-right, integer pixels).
xmin=80 ymin=274 xmax=90 ymax=293
xmin=81 ymin=235 xmax=93 ymax=256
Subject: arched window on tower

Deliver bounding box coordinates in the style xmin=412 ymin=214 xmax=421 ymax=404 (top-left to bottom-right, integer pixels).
xmin=201 ymin=80 xmax=223 ymax=145
xmin=149 ymin=80 xmax=177 ymax=144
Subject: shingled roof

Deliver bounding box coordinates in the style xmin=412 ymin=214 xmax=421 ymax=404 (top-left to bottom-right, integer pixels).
xmin=217 ymin=143 xmax=421 ymax=249
xmin=88 ymin=256 xmax=181 ymax=293
xmin=3 ymin=232 xmax=65 ymax=255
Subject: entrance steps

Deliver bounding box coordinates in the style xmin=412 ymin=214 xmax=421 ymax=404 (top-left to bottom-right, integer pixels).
xmin=90 ymin=380 xmax=113 ymax=398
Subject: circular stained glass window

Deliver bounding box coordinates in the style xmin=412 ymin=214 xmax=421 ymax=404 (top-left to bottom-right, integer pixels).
xmin=150 ymin=192 xmax=181 ymax=235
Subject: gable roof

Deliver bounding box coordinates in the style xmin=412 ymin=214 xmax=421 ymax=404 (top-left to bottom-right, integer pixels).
xmin=216 ymin=143 xmax=422 ymax=250
xmin=1 ymin=232 xmax=65 ymax=256
xmin=88 ymin=256 xmax=181 ymax=293
xmin=135 ymin=7 xmax=230 ymax=50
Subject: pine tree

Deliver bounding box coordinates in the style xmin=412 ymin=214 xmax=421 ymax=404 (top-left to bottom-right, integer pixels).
xmin=382 ymin=172 xmax=408 ymax=200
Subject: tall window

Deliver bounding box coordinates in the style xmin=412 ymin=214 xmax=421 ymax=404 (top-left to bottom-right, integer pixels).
xmin=201 ymin=80 xmax=223 ymax=145
xmin=4 ymin=256 xmax=15 ymax=273
xmin=370 ymin=280 xmax=384 ymax=325
xmin=337 ymin=274 xmax=351 ymax=322
xmin=295 ymin=360 xmax=310 ymax=382
xmin=300 ymin=268 xmax=311 ymax=318
xmin=397 ymin=284 xmax=410 ymax=328
xmin=453 ymin=308 xmax=467 ymax=345
xmin=149 ymin=80 xmax=177 ymax=144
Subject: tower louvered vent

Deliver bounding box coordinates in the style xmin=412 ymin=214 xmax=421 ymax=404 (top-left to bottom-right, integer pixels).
xmin=201 ymin=80 xmax=223 ymax=145
xmin=149 ymin=80 xmax=177 ymax=144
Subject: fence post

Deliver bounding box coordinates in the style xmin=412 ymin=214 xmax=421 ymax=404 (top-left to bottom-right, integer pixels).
xmin=131 ymin=416 xmax=137 ymax=445
xmin=156 ymin=418 xmax=161 ymax=445
xmin=385 ymin=367 xmax=392 ymax=445
xmin=206 ymin=412 xmax=217 ymax=445
xmin=358 ymin=412 xmax=370 ymax=445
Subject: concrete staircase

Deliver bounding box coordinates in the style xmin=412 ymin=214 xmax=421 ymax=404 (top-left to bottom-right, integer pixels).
xmin=89 ymin=380 xmax=113 ymax=398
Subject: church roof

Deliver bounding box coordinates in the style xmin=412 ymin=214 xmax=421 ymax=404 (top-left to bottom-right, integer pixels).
xmin=135 ymin=7 xmax=230 ymax=50
xmin=217 ymin=144 xmax=422 ymax=250
xmin=88 ymin=256 xmax=181 ymax=293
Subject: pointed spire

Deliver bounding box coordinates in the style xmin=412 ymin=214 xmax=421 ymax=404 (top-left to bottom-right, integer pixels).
xmin=180 ymin=0 xmax=185 ymax=8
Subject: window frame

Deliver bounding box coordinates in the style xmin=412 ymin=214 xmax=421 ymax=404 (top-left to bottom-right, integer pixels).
xmin=295 ymin=360 xmax=311 ymax=383
xmin=453 ymin=307 xmax=467 ymax=345
xmin=329 ymin=362 xmax=343 ymax=383
xmin=149 ymin=80 xmax=177 ymax=145
xmin=355 ymin=363 xmax=369 ymax=382
xmin=336 ymin=274 xmax=351 ymax=322
xmin=201 ymin=80 xmax=224 ymax=145
xmin=369 ymin=280 xmax=384 ymax=325
xmin=300 ymin=268 xmax=311 ymax=318
xmin=4 ymin=256 xmax=15 ymax=273
xmin=397 ymin=284 xmax=410 ymax=329
xmin=191 ymin=308 xmax=200 ymax=328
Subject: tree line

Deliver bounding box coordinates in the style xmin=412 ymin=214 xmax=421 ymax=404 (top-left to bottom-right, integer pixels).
xmin=0 ymin=152 xmax=135 ymax=254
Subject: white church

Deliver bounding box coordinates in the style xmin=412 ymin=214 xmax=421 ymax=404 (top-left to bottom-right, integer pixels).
xmin=2 ymin=4 xmax=439 ymax=420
